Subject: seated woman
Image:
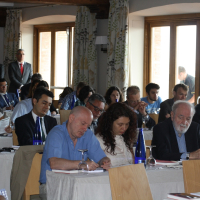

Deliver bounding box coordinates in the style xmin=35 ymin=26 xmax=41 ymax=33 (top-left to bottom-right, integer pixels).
xmin=75 ymin=86 xmax=94 ymax=107
xmin=95 ymin=103 xmax=137 ymax=167
xmin=104 ymin=86 xmax=123 ymax=110
xmin=58 ymin=87 xmax=73 ymax=105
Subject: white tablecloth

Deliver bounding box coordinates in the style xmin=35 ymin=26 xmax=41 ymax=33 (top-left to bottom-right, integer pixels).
xmin=0 ymin=136 xmax=13 ymax=149
xmin=52 ymin=114 xmax=60 ymax=125
xmin=143 ymin=130 xmax=153 ymax=140
xmin=46 ymin=167 xmax=184 ymax=200
xmin=0 ymin=152 xmax=15 ymax=200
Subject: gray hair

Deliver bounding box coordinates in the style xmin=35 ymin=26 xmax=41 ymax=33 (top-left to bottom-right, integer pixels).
xmin=172 ymin=100 xmax=195 ymax=116
xmin=88 ymin=93 xmax=106 ymax=104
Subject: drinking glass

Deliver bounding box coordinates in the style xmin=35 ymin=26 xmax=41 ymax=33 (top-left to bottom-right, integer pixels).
xmin=78 ymin=149 xmax=89 ymax=173
xmin=146 ymin=145 xmax=156 ymax=167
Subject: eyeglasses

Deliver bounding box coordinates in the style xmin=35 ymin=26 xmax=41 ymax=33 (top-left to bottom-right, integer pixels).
xmin=0 ymin=84 xmax=7 ymax=87
xmin=89 ymin=102 xmax=105 ymax=114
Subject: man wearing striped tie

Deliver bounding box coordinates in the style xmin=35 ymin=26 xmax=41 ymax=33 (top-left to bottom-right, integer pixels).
xmin=15 ymin=87 xmax=57 ymax=146
xmin=8 ymin=49 xmax=32 ymax=94
xmin=0 ymin=78 xmax=19 ymax=110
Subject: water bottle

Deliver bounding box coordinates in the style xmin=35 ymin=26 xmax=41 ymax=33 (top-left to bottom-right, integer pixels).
xmin=134 ymin=128 xmax=146 ymax=166
xmin=33 ymin=117 xmax=43 ymax=145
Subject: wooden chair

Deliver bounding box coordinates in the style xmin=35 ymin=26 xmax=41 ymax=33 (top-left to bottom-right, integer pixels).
xmin=12 ymin=129 xmax=19 ymax=146
xmin=149 ymin=114 xmax=159 ymax=124
xmin=60 ymin=110 xmax=71 ymax=124
xmin=53 ymin=100 xmax=59 ymax=109
xmin=145 ymin=140 xmax=152 ymax=158
xmin=23 ymin=153 xmax=43 ymax=200
xmin=109 ymin=164 xmax=153 ymax=200
xmin=182 ymin=160 xmax=200 ymax=193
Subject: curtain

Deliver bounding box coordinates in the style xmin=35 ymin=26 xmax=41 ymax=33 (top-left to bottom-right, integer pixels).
xmin=107 ymin=0 xmax=129 ymax=95
xmin=73 ymin=6 xmax=97 ymax=90
xmin=3 ymin=9 xmax=22 ymax=84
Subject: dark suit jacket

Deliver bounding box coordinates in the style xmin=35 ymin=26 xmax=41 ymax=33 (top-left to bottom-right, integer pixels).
xmin=20 ymin=82 xmax=31 ymax=100
xmin=158 ymin=98 xmax=174 ymax=123
xmin=15 ymin=112 xmax=57 ymax=146
xmin=192 ymin=104 xmax=200 ymax=124
xmin=0 ymin=64 xmax=4 ymax=78
xmin=0 ymin=93 xmax=19 ymax=108
xmin=8 ymin=61 xmax=32 ymax=93
xmin=152 ymin=118 xmax=200 ymax=160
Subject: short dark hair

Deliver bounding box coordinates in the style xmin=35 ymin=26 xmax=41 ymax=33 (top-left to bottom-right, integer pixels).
xmin=104 ymin=86 xmax=123 ymax=105
xmin=27 ymin=79 xmax=40 ymax=98
xmin=178 ymin=66 xmax=186 ymax=74
xmin=31 ymin=73 xmax=42 ymax=81
xmin=76 ymin=82 xmax=87 ymax=91
xmin=59 ymin=87 xmax=73 ymax=99
xmin=88 ymin=93 xmax=106 ymax=104
xmin=78 ymin=86 xmax=94 ymax=102
xmin=33 ymin=87 xmax=54 ymax=102
xmin=37 ymin=80 xmax=49 ymax=89
xmin=173 ymin=83 xmax=188 ymax=92
xmin=0 ymin=78 xmax=7 ymax=83
xmin=16 ymin=49 xmax=25 ymax=54
xmin=127 ymin=86 xmax=140 ymax=96
xmin=145 ymin=83 xmax=160 ymax=94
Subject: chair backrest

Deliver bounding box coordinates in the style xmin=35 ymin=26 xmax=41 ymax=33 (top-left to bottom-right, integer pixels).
xmin=108 ymin=164 xmax=153 ymax=200
xmin=182 ymin=160 xmax=200 ymax=193
xmin=145 ymin=140 xmax=152 ymax=158
xmin=23 ymin=153 xmax=43 ymax=200
xmin=60 ymin=110 xmax=71 ymax=124
xmin=12 ymin=130 xmax=19 ymax=146
xmin=149 ymin=114 xmax=159 ymax=124
xmin=52 ymin=100 xmax=59 ymax=109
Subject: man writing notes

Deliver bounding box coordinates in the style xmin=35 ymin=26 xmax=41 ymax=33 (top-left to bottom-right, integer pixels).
xmin=15 ymin=87 xmax=57 ymax=146
xmin=39 ymin=106 xmax=111 ymax=199
xmin=141 ymin=83 xmax=162 ymax=114
xmin=8 ymin=49 xmax=32 ymax=94
xmin=152 ymin=100 xmax=200 ymax=161
xmin=158 ymin=83 xmax=188 ymax=123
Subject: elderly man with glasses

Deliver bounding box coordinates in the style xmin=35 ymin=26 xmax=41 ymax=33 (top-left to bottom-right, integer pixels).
xmin=85 ymin=93 xmax=106 ymax=133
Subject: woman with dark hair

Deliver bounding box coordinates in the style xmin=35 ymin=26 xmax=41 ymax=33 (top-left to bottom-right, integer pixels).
xmin=58 ymin=87 xmax=73 ymax=105
xmin=75 ymin=85 xmax=94 ymax=107
xmin=95 ymin=103 xmax=137 ymax=166
xmin=104 ymin=86 xmax=123 ymax=110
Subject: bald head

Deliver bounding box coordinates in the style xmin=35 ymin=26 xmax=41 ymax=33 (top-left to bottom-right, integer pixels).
xmin=70 ymin=106 xmax=93 ymax=120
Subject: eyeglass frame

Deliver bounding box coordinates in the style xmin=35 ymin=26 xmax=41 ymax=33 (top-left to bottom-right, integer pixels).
xmin=89 ymin=101 xmax=105 ymax=114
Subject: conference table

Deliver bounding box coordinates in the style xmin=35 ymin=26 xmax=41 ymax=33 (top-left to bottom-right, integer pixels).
xmin=46 ymin=166 xmax=184 ymax=200
xmin=0 ymin=152 xmax=15 ymax=200
xmin=0 ymin=136 xmax=13 ymax=149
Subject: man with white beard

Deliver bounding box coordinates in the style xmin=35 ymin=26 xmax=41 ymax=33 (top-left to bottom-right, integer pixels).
xmin=152 ymin=100 xmax=200 ymax=161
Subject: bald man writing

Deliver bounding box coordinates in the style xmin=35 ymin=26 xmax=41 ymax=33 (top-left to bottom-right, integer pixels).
xmin=39 ymin=106 xmax=111 ymax=200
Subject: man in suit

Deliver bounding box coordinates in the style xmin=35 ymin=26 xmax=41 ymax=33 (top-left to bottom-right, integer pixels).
xmin=15 ymin=87 xmax=57 ymax=146
xmin=158 ymin=83 xmax=188 ymax=123
xmin=0 ymin=78 xmax=19 ymax=110
xmin=21 ymin=73 xmax=42 ymax=100
xmin=124 ymin=86 xmax=155 ymax=129
xmin=8 ymin=49 xmax=33 ymax=94
xmin=152 ymin=100 xmax=200 ymax=161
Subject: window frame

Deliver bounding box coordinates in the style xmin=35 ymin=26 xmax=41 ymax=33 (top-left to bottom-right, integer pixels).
xmin=144 ymin=13 xmax=200 ymax=103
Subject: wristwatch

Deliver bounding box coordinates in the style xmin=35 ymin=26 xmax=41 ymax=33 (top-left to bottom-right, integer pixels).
xmin=186 ymin=153 xmax=190 ymax=160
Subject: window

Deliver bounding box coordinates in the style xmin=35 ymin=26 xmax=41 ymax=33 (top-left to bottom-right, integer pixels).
xmin=33 ymin=23 xmax=75 ymax=99
xmin=144 ymin=14 xmax=200 ymax=103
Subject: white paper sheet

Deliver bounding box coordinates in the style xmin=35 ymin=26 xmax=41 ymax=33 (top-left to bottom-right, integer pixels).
xmin=0 ymin=117 xmax=10 ymax=134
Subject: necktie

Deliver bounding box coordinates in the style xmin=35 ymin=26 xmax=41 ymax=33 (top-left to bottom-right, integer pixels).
xmin=40 ymin=117 xmax=46 ymax=142
xmin=20 ymin=63 xmax=23 ymax=75
xmin=3 ymin=94 xmax=10 ymax=106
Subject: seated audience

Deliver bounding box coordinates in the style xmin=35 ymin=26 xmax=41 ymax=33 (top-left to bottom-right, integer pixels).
xmin=75 ymin=85 xmax=94 ymax=107
xmin=86 ymin=93 xmax=106 ymax=133
xmin=158 ymin=83 xmax=188 ymax=123
xmin=152 ymin=100 xmax=200 ymax=161
xmin=39 ymin=106 xmax=111 ymax=199
xmin=15 ymin=87 xmax=57 ymax=146
xmin=11 ymin=80 xmax=51 ymax=123
xmin=0 ymin=78 xmax=19 ymax=110
xmin=141 ymin=83 xmax=162 ymax=114
xmin=58 ymin=87 xmax=73 ymax=105
xmin=21 ymin=73 xmax=42 ymax=100
xmin=96 ymin=103 xmax=137 ymax=166
xmin=124 ymin=86 xmax=155 ymax=129
xmin=60 ymin=82 xmax=86 ymax=110
xmin=104 ymin=86 xmax=123 ymax=110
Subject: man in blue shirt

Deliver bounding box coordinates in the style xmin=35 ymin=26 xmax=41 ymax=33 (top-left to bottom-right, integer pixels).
xmin=141 ymin=83 xmax=162 ymax=114
xmin=60 ymin=82 xmax=86 ymax=110
xmin=152 ymin=100 xmax=200 ymax=161
xmin=39 ymin=106 xmax=111 ymax=199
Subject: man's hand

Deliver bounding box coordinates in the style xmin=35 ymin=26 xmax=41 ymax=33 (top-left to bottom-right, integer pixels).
xmin=189 ymin=149 xmax=200 ymax=159
xmin=165 ymin=113 xmax=170 ymax=119
xmin=6 ymin=106 xmax=13 ymax=111
xmin=99 ymin=157 xmax=111 ymax=170
xmin=5 ymin=125 xmax=12 ymax=133
xmin=86 ymin=160 xmax=99 ymax=171
xmin=138 ymin=101 xmax=148 ymax=116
